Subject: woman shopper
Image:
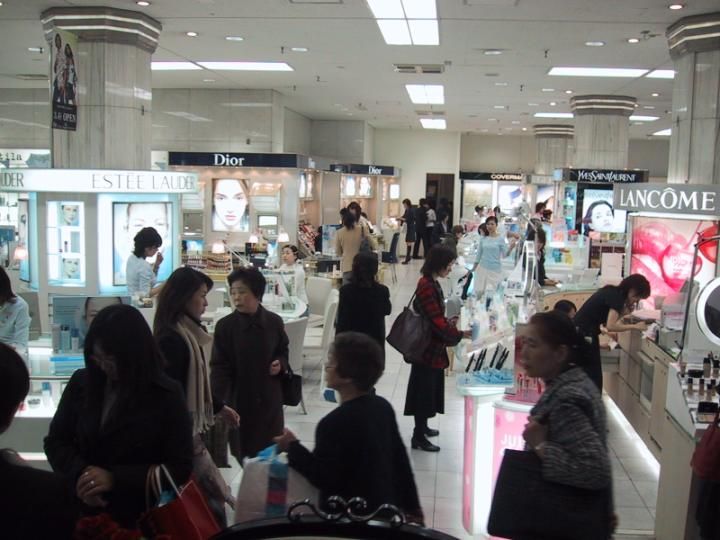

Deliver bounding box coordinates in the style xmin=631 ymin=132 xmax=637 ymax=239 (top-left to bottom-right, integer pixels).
xmin=44 ymin=304 xmax=193 ymax=528
xmin=0 ymin=266 xmax=30 ymax=358
xmin=336 ymin=210 xmax=376 ymax=286
xmin=125 ymin=226 xmax=163 ymax=298
xmin=412 ymin=199 xmax=428 ymax=259
xmin=210 ymin=266 xmax=289 ymax=463
xmin=274 ymin=332 xmax=424 ymax=524
xmin=404 ymin=245 xmax=471 ymax=452
xmin=336 ymin=252 xmax=392 ymax=352
xmin=469 ymin=215 xmax=516 ymax=297
xmin=511 ymin=310 xmax=613 ymax=539
xmin=278 ymin=245 xmax=308 ymax=304
xmin=153 ymin=267 xmax=240 ymax=525
xmin=399 ymin=198 xmax=416 ymax=264
xmin=431 ymin=210 xmax=450 ymax=247
xmin=574 ymin=274 xmax=651 ymax=392
xmin=424 ymin=201 xmax=437 ymax=256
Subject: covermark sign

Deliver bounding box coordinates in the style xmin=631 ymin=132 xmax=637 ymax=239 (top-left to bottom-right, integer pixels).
xmin=614 ymin=183 xmax=719 ymax=218
xmin=51 ymin=29 xmax=78 ymax=131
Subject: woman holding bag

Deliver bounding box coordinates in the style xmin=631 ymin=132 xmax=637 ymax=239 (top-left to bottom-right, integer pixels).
xmin=403 ymin=245 xmax=470 ymax=452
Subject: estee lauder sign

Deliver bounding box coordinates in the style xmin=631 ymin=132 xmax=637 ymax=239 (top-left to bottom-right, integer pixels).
xmin=613 ymin=183 xmax=719 ymax=217
xmin=0 ymin=169 xmax=199 ymax=193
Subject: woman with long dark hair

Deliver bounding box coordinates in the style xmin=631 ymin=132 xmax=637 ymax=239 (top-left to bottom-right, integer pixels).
xmin=399 ymin=198 xmax=416 ymax=264
xmin=45 ymin=304 xmax=193 ymax=527
xmin=336 ymin=209 xmax=376 ymax=285
xmin=154 ymin=267 xmax=239 ymax=525
xmin=404 ymin=246 xmax=471 ymax=452
xmin=0 ymin=266 xmax=30 ymax=357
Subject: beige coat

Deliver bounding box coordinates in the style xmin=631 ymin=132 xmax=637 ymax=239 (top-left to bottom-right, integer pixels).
xmin=335 ymin=224 xmax=377 ymax=273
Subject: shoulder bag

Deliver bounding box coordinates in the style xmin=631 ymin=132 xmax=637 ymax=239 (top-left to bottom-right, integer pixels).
xmin=691 ymin=411 xmax=720 ymax=481
xmin=281 ymin=365 xmax=303 ymax=407
xmin=386 ymin=292 xmax=431 ymax=364
xmin=488 ymin=449 xmax=611 ymax=540
xmin=359 ymin=224 xmax=372 ymax=253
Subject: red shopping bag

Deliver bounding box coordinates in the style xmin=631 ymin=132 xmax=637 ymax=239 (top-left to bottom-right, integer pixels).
xmin=139 ymin=465 xmax=221 ymax=540
xmin=691 ymin=412 xmax=720 ymax=481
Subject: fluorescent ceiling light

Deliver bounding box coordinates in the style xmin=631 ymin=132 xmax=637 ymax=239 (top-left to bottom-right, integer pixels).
xmin=408 ymin=19 xmax=439 ymax=45
xmin=136 ymin=1 xmax=150 ymax=6
xmin=493 ymin=105 xmax=507 ymax=109
xmin=367 ymin=0 xmax=404 ymax=18
xmin=627 ymin=37 xmax=640 ymax=44
xmin=669 ymin=4 xmax=684 ymax=10
xmin=585 ymin=41 xmax=605 ymax=47
xmin=646 ymin=69 xmax=675 ymax=79
xmin=528 ymin=102 xmax=539 ymax=106
xmin=291 ymin=47 xmax=309 ymax=52
xmin=28 ymin=47 xmax=43 ymax=53
xmin=483 ymin=49 xmax=504 ymax=56
xmin=541 ymin=88 xmax=554 ymax=92
xmin=534 ymin=112 xmax=574 ymax=118
xmin=203 ymin=79 xmax=216 ymax=83
xmin=186 ymin=31 xmax=198 ymax=37
xmin=549 ymin=67 xmax=648 ymax=77
xmin=376 ymin=19 xmax=412 ymax=45
xmin=402 ymin=0 xmax=437 ymax=19
xmin=521 ymin=127 xmax=528 ymax=131
xmin=629 ymin=115 xmax=659 ymax=121
xmin=495 ymin=82 xmax=508 ymax=87
xmin=565 ymin=90 xmax=573 ymax=94
xmin=643 ymin=105 xmax=656 ymax=109
xmin=151 ymin=61 xmax=201 ymax=70
xmin=651 ymin=92 xmax=660 ymax=97
xmin=549 ymin=101 xmax=557 ymax=106
xmin=511 ymin=120 xmax=520 ymax=124
xmin=225 ymin=36 xmax=244 ymax=41
xmin=165 ymin=111 xmax=212 ymax=122
xmin=405 ymin=84 xmax=444 ymax=104
xmin=420 ymin=118 xmax=446 ymax=129
xmin=198 ymin=62 xmax=293 ymax=71
xmin=653 ymin=128 xmax=672 ymax=136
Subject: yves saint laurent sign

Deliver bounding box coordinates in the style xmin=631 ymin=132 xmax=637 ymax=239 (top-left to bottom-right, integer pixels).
xmin=566 ymin=168 xmax=647 ymax=184
xmin=331 ymin=164 xmax=398 ymax=176
xmin=0 ymin=169 xmax=199 ymax=193
xmin=461 ymin=171 xmax=526 ymax=181
xmin=613 ymin=183 xmax=719 ymax=217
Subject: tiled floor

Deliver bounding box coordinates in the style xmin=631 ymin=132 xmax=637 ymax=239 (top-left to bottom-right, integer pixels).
xmin=222 ymin=259 xmax=659 ymax=539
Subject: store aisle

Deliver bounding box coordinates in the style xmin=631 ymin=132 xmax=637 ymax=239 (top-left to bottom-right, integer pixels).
xmin=223 ymin=259 xmax=659 ymax=539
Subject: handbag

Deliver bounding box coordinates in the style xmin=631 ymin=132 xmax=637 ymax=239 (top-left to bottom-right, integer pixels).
xmin=488 ymin=449 xmax=610 ymax=540
xmin=691 ymin=412 xmax=720 ymax=481
xmin=359 ymin=224 xmax=372 ymax=253
xmin=139 ymin=464 xmax=221 ymax=540
xmin=281 ymin=365 xmax=303 ymax=406
xmin=386 ymin=292 xmax=431 ymax=364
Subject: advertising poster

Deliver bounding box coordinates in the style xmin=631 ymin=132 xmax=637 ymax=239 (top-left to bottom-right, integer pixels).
xmin=630 ymin=217 xmax=719 ymax=304
xmin=497 ymin=184 xmax=524 ymax=213
xmin=462 ymin=181 xmax=493 ymax=219
xmin=0 ymin=149 xmax=51 ymax=169
xmin=536 ymin=185 xmax=555 ymax=212
xmin=51 ymin=29 xmax=78 ymax=131
xmin=212 ymin=178 xmax=250 ymax=232
xmin=112 ymin=202 xmax=172 ymax=286
xmin=17 ymin=199 xmax=30 ymax=282
xmin=579 ymin=188 xmax=627 ymax=236
xmin=52 ymin=296 xmax=130 ymax=347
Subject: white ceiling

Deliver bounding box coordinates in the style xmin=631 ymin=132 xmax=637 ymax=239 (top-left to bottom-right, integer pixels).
xmin=0 ymin=0 xmax=715 ymax=138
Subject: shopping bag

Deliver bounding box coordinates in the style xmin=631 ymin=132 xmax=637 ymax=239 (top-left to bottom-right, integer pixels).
xmin=488 ymin=449 xmax=610 ymax=540
xmin=691 ymin=412 xmax=720 ymax=481
xmin=386 ymin=293 xmax=431 ymax=364
xmin=139 ymin=464 xmax=221 ymax=540
xmin=234 ymin=444 xmax=318 ymax=523
xmin=281 ymin=366 xmax=303 ymax=406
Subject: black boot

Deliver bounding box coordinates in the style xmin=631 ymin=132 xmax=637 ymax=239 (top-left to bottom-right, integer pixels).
xmin=402 ymin=252 xmax=411 ymax=265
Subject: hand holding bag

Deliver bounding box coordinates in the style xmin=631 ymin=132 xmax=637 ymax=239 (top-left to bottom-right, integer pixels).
xmin=691 ymin=412 xmax=720 ymax=481
xmin=488 ymin=449 xmax=610 ymax=540
xmin=386 ymin=292 xmax=431 ymax=364
xmin=358 ymin=224 xmax=372 ymax=253
xmin=281 ymin=365 xmax=303 ymax=407
xmin=139 ymin=464 xmax=221 ymax=540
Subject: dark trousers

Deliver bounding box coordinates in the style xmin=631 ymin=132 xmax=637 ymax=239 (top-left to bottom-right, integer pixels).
xmin=423 ymin=227 xmax=433 ymax=256
xmin=412 ymin=235 xmax=423 ymax=258
xmin=583 ymin=334 xmax=603 ymax=392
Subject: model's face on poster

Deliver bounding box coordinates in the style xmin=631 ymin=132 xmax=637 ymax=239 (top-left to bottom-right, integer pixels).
xmin=590 ymin=204 xmax=614 ymax=232
xmin=126 ymin=203 xmax=170 ymax=250
xmin=213 ymin=179 xmax=248 ymax=231
xmin=61 ymin=205 xmax=79 ymax=226
xmin=63 ymin=258 xmax=80 ymax=278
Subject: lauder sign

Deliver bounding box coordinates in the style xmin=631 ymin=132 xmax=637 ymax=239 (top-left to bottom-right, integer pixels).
xmin=0 ymin=169 xmax=199 ymax=193
xmin=613 ymin=183 xmax=719 ymax=217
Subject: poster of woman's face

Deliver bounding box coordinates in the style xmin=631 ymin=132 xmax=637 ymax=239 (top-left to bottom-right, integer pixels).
xmin=112 ymin=202 xmax=172 ymax=286
xmin=62 ymin=257 xmax=80 ymax=279
xmin=212 ymin=178 xmax=249 ymax=232
xmin=580 ymin=189 xmax=627 ymax=235
xmin=60 ymin=204 xmax=79 ymax=226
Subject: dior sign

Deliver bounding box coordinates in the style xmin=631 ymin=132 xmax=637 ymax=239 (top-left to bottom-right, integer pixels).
xmin=613 ymin=183 xmax=719 ymax=217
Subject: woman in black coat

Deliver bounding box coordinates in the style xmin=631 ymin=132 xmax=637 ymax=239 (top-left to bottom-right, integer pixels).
xmin=336 ymin=252 xmax=392 ymax=353
xmin=399 ymin=198 xmax=416 ymax=264
xmin=44 ymin=304 xmax=193 ymax=528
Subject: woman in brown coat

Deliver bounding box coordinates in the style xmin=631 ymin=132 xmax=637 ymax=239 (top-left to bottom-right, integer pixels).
xmin=210 ymin=267 xmax=289 ymax=463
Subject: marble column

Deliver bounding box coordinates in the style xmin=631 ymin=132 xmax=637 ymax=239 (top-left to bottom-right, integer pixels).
xmin=570 ymin=95 xmax=636 ymax=169
xmin=42 ymin=7 xmax=162 ymax=169
xmin=533 ymin=124 xmax=574 ymax=175
xmin=665 ymin=12 xmax=720 ymax=185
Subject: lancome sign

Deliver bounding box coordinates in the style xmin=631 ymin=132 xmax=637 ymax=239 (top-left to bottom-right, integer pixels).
xmin=614 ymin=183 xmax=719 ymax=217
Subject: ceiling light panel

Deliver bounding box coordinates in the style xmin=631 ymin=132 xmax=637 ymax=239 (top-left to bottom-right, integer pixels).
xmin=408 ymin=19 xmax=439 ymax=45
xmin=534 ymin=112 xmax=574 ymax=118
xmin=646 ymin=69 xmax=675 ymax=79
xmin=151 ymin=61 xmax=201 ymax=70
xmin=406 ymin=84 xmax=444 ymax=104
xmin=367 ymin=0 xmax=404 ymax=18
xmin=549 ymin=67 xmax=648 ymax=77
xmin=653 ymin=128 xmax=672 ymax=136
xmin=628 ymin=115 xmax=659 ymax=121
xmin=198 ymin=62 xmax=293 ymax=71
xmin=376 ymin=19 xmax=412 ymax=45
xmin=420 ymin=118 xmax=446 ymax=129
xmin=402 ymin=0 xmax=437 ymax=19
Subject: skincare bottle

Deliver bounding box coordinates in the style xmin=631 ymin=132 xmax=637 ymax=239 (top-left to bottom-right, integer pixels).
xmin=703 ymin=355 xmax=712 ymax=378
xmin=51 ymin=324 xmax=61 ymax=353
xmin=687 ymin=377 xmax=694 ymax=395
xmin=60 ymin=325 xmax=71 ymax=352
xmin=713 ymin=360 xmax=719 ymax=379
xmin=70 ymin=328 xmax=80 ymax=352
xmin=41 ymin=382 xmax=53 ymax=408
xmin=699 ymin=378 xmax=706 ymax=393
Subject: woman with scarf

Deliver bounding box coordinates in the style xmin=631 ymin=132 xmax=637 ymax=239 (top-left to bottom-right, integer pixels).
xmin=154 ymin=267 xmax=240 ymax=526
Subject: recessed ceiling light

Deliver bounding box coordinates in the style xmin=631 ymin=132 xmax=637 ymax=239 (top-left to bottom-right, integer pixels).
xmin=549 ymin=67 xmax=648 ymax=77
xmin=366 ymin=0 xmax=404 ymax=18
xmin=198 ymin=61 xmax=293 ymax=71
xmin=376 ymin=20 xmax=412 ymax=45
xmin=646 ymin=69 xmax=675 ymax=79
xmin=511 ymin=120 xmax=520 ymax=124
xmin=420 ymin=118 xmax=446 ymax=130
xmin=627 ymin=37 xmax=640 ymax=44
xmin=521 ymin=127 xmax=528 ymax=131
xmin=653 ymin=128 xmax=672 ymax=136
xmin=669 ymin=4 xmax=684 ymax=10
xmin=483 ymin=49 xmax=504 ymax=56
xmin=403 ymin=0 xmax=438 ymax=18
xmin=151 ymin=61 xmax=202 ymax=71
xmin=225 ymin=36 xmax=244 ymax=41
xmin=504 ymin=127 xmax=513 ymax=131
xmin=488 ymin=118 xmax=498 ymax=122
xmin=494 ymin=82 xmax=508 ymax=87
xmin=480 ymin=128 xmax=489 ymax=132
xmin=203 ymin=79 xmax=216 ymax=83
xmin=28 ymin=47 xmax=44 ymax=53
xmin=585 ymin=41 xmax=605 ymax=47
xmin=629 ymin=115 xmax=659 ymax=122
xmin=408 ymin=19 xmax=439 ymax=45
xmin=549 ymin=101 xmax=557 ymax=106
xmin=643 ymin=105 xmax=656 ymax=109
xmin=541 ymin=88 xmax=555 ymax=92
xmin=528 ymin=102 xmax=539 ymax=106
xmin=405 ymin=84 xmax=444 ymax=105
xmin=651 ymin=92 xmax=660 ymax=97
xmin=186 ymin=31 xmax=198 ymax=37
xmin=291 ymin=47 xmax=309 ymax=52
xmin=136 ymin=0 xmax=150 ymax=6
xmin=534 ymin=112 xmax=574 ymax=118
xmin=565 ymin=90 xmax=573 ymax=94
xmin=493 ymin=105 xmax=507 ymax=109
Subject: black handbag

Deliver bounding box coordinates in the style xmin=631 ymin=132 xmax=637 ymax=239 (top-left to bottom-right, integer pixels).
xmin=386 ymin=292 xmax=431 ymax=364
xmin=488 ymin=449 xmax=611 ymax=540
xmin=281 ymin=366 xmax=303 ymax=406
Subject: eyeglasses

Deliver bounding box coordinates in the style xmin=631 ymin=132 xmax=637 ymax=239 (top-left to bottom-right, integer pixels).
xmin=324 ymin=363 xmax=337 ymax=370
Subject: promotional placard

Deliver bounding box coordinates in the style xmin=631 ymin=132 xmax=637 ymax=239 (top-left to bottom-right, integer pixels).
xmin=0 ymin=169 xmax=199 ymax=193
xmin=614 ymin=183 xmax=719 ymax=217
xmin=51 ymin=29 xmax=78 ymax=131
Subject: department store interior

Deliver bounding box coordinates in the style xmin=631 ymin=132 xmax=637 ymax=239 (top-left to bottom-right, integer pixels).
xmin=1 ymin=1 xmax=719 ymax=539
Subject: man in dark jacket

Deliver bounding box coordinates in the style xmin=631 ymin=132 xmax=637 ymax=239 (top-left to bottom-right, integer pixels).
xmin=412 ymin=198 xmax=428 ymax=259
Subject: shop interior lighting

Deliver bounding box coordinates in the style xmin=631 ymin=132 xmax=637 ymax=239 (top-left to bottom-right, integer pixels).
xmin=225 ymin=36 xmax=244 ymax=41
xmin=186 ymin=31 xmax=198 ymax=37
xmin=483 ymin=49 xmax=504 ymax=55
xmin=565 ymin=90 xmax=573 ymax=94
xmin=405 ymin=84 xmax=444 ymax=105
xmin=541 ymin=88 xmax=554 ymax=92
xmin=136 ymin=1 xmax=151 ymax=6
xmin=534 ymin=112 xmax=574 ymax=118
xmin=198 ymin=62 xmax=293 ymax=71
xmin=549 ymin=101 xmax=557 ymax=106
xmin=419 ymin=118 xmax=446 ymax=129
xmin=646 ymin=69 xmax=675 ymax=79
xmin=651 ymin=92 xmax=661 ymax=97
xmin=549 ymin=67 xmax=649 ymax=77
xmin=151 ymin=61 xmax=202 ymax=70
xmin=669 ymin=4 xmax=685 ymax=10
xmin=367 ymin=0 xmax=439 ymax=46
xmin=291 ymin=47 xmax=309 ymax=52
xmin=651 ymin=128 xmax=670 ymax=136
xmin=629 ymin=115 xmax=659 ymax=121
xmin=584 ymin=41 xmax=605 ymax=47
xmin=493 ymin=105 xmax=507 ymax=109
xmin=627 ymin=37 xmax=640 ymax=44
xmin=643 ymin=105 xmax=656 ymax=109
